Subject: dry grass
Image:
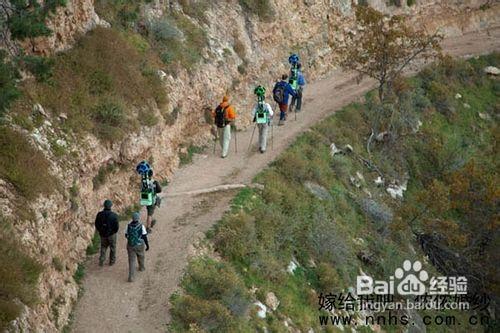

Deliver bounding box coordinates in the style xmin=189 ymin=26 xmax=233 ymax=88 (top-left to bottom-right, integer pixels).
xmin=21 ymin=27 xmax=166 ymax=141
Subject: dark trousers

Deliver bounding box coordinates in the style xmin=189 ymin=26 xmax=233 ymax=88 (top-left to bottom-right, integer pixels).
xmin=127 ymin=243 xmax=145 ymax=282
xmin=291 ymin=87 xmax=303 ymax=111
xmin=279 ymin=103 xmax=288 ymax=121
xmin=99 ymin=233 xmax=117 ymax=265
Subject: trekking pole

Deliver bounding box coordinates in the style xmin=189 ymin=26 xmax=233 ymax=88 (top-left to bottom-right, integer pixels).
xmin=213 ymin=129 xmax=217 ymax=155
xmin=234 ymin=126 xmax=238 ymax=154
xmin=271 ymin=123 xmax=274 ymax=150
xmin=247 ymin=124 xmax=256 ymax=152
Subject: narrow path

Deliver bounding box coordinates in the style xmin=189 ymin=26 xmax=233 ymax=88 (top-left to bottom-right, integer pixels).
xmin=72 ymin=28 xmax=500 ymax=333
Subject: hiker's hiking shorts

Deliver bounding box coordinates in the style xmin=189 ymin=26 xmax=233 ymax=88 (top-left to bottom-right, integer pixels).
xmin=147 ymin=204 xmax=155 ymax=216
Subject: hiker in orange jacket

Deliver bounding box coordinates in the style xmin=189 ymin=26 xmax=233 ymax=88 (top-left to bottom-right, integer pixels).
xmin=212 ymin=96 xmax=236 ymax=158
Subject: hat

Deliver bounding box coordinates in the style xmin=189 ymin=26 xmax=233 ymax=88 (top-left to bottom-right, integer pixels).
xmin=222 ymin=95 xmax=229 ymax=102
xmin=103 ymin=199 xmax=112 ymax=209
xmin=132 ymin=212 xmax=140 ymax=222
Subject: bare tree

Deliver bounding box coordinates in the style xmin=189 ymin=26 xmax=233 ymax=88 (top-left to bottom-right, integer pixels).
xmin=337 ymin=5 xmax=442 ymax=103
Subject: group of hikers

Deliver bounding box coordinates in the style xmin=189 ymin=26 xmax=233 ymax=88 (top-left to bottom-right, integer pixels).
xmin=94 ymin=55 xmax=306 ymax=282
xmin=212 ymin=55 xmax=306 ymax=157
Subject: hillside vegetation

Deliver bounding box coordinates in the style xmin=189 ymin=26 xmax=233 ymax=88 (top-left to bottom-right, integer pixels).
xmin=170 ymin=54 xmax=499 ymax=332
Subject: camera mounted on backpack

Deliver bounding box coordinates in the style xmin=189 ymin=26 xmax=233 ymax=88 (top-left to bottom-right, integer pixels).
xmin=254 ymin=85 xmax=266 ymax=99
xmin=288 ymin=54 xmax=300 ymax=90
xmin=288 ymin=54 xmax=299 ymax=66
xmin=136 ymin=160 xmax=155 ymax=206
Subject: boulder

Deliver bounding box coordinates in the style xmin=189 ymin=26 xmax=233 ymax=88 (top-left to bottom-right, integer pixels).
xmin=265 ymin=292 xmax=280 ymax=311
xmin=484 ymin=66 xmax=500 ymax=75
xmin=374 ymin=176 xmax=384 ymax=186
xmin=330 ymin=143 xmax=342 ymax=156
xmin=33 ymin=103 xmax=48 ymax=118
xmin=253 ymin=301 xmax=267 ymax=319
xmin=304 ymin=181 xmax=331 ymax=200
xmin=287 ymin=259 xmax=299 ymax=274
xmin=454 ymin=93 xmax=462 ymax=99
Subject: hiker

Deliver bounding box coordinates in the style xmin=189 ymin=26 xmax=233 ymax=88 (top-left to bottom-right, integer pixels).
xmin=273 ymin=74 xmax=297 ymax=125
xmin=290 ymin=63 xmax=306 ymax=112
xmin=145 ymin=169 xmax=162 ymax=233
xmin=94 ymin=199 xmax=119 ymax=266
xmin=251 ymin=86 xmax=274 ymax=153
xmin=212 ymin=95 xmax=236 ymax=158
xmin=125 ymin=212 xmax=150 ymax=282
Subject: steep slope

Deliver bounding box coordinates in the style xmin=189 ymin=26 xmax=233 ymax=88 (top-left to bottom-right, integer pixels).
xmin=0 ymin=0 xmax=499 ymax=331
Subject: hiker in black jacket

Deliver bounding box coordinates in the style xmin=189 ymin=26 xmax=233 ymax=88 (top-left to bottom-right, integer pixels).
xmin=95 ymin=199 xmax=119 ymax=266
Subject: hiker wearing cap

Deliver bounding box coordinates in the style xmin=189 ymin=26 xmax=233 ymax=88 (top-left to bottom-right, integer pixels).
xmin=212 ymin=95 xmax=236 ymax=158
xmin=290 ymin=63 xmax=306 ymax=112
xmin=95 ymin=200 xmax=119 ymax=266
xmin=125 ymin=212 xmax=150 ymax=282
xmin=273 ymin=74 xmax=297 ymax=126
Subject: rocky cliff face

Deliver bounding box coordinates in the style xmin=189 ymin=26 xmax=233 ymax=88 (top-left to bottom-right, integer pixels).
xmin=2 ymin=0 xmax=499 ymax=331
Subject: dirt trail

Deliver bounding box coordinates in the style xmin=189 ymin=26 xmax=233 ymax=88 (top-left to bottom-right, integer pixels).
xmin=72 ymin=29 xmax=500 ymax=333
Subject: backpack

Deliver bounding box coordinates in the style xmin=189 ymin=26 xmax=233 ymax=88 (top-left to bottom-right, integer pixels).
xmin=273 ymin=83 xmax=285 ymax=104
xmin=127 ymin=222 xmax=143 ymax=247
xmin=255 ymin=103 xmax=269 ymax=124
xmin=214 ymin=105 xmax=228 ymax=128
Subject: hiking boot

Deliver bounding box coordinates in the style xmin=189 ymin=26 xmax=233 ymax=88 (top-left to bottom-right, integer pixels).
xmin=259 ymin=148 xmax=265 ymax=154
xmin=109 ymin=261 xmax=115 ymax=266
xmin=139 ymin=267 xmax=145 ymax=272
xmin=278 ymin=120 xmax=285 ymax=126
xmin=146 ymin=227 xmax=152 ymax=234
xmin=128 ymin=278 xmax=134 ymax=283
xmin=151 ymin=219 xmax=157 ymax=227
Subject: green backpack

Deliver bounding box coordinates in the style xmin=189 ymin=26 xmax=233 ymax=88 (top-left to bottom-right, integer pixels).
xmin=127 ymin=223 xmax=143 ymax=247
xmin=255 ymin=103 xmax=269 ymax=124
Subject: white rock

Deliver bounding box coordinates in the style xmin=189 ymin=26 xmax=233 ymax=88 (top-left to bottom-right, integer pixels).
xmin=254 ymin=301 xmax=267 ymax=319
xmin=455 ymin=93 xmax=462 ymax=99
xmin=343 ymin=144 xmax=353 ymax=153
xmin=56 ymin=139 xmax=67 ymax=147
xmin=463 ymin=103 xmax=471 ymax=109
xmin=33 ymin=103 xmax=48 ymax=117
xmin=157 ymin=70 xmax=167 ymax=81
xmin=386 ymin=184 xmax=406 ymax=199
xmin=374 ymin=176 xmax=384 ymax=186
xmin=349 ymin=176 xmax=361 ymax=188
xmin=287 ymin=259 xmax=298 ymax=274
xmin=375 ymin=131 xmax=388 ymax=142
xmin=330 ymin=143 xmax=342 ymax=156
xmin=478 ymin=112 xmax=491 ymax=120
xmin=265 ymin=292 xmax=280 ymax=311
xmin=59 ymin=113 xmax=68 ymax=121
xmin=356 ymin=171 xmax=364 ymax=182
xmin=484 ymin=66 xmax=500 ymax=75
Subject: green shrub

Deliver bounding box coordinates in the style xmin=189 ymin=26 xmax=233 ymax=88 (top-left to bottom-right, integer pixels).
xmin=21 ymin=55 xmax=54 ymax=82
xmin=92 ymin=100 xmax=127 ymax=141
xmin=148 ymin=17 xmax=183 ymax=42
xmin=86 ymin=232 xmax=100 ymax=256
xmin=92 ymin=163 xmax=117 ymax=190
xmin=73 ymin=264 xmax=85 ymax=285
xmin=0 ymin=52 xmax=21 ymax=115
xmin=170 ymin=294 xmax=236 ymax=332
xmin=52 ymin=257 xmax=64 ymax=272
xmin=6 ymin=0 xmax=66 ymax=40
xmin=138 ymin=108 xmax=159 ymax=127
xmin=179 ymin=145 xmax=204 ymax=165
